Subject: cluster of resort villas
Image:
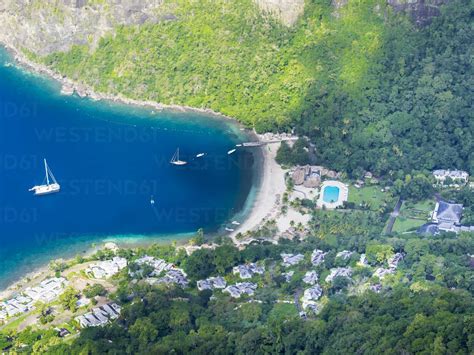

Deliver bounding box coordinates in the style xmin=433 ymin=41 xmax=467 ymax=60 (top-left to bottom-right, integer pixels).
xmin=0 ymin=244 xmax=408 ymax=328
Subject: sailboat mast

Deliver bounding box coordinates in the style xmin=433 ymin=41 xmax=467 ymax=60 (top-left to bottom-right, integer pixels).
xmin=44 ymin=159 xmax=50 ymax=186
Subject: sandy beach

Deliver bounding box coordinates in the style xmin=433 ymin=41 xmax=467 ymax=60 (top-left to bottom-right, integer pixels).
xmin=230 ymin=142 xmax=287 ymax=242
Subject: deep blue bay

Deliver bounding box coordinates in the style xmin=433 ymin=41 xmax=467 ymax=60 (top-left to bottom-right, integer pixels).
xmin=0 ymin=48 xmax=257 ymax=288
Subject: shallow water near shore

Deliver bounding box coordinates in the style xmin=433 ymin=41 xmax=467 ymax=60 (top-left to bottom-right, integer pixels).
xmin=0 ymin=47 xmax=256 ymax=289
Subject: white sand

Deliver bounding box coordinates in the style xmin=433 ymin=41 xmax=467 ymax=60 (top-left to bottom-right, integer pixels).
xmin=230 ymin=142 xmax=287 ymax=242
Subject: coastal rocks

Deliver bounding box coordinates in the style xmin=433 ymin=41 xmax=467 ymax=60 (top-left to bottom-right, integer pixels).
xmin=253 ymin=0 xmax=304 ymax=26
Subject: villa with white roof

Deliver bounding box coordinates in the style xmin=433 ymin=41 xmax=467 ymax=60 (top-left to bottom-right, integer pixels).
xmin=433 ymin=169 xmax=469 ymax=186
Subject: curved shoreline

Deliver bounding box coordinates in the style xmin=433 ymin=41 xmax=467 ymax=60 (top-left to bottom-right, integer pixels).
xmin=1 ymin=42 xmax=239 ymax=124
xmin=0 ymin=43 xmax=269 ymax=295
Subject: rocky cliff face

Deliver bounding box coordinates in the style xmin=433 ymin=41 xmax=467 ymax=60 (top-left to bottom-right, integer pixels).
xmin=254 ymin=0 xmax=305 ymax=26
xmin=0 ymin=0 xmax=305 ymax=56
xmin=387 ymin=0 xmax=450 ymax=26
xmin=0 ymin=0 xmax=164 ymax=56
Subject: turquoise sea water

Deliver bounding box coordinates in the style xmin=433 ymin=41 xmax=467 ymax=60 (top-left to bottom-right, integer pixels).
xmin=0 ymin=48 xmax=257 ymax=288
xmin=323 ymin=186 xmax=340 ymax=203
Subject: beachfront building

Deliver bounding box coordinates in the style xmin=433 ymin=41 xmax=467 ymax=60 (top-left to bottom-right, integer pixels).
xmin=281 ymin=253 xmax=305 ymax=267
xmin=197 ymin=276 xmax=227 ymax=291
xmin=433 ymin=169 xmax=469 ymax=186
xmin=24 ymin=277 xmax=68 ymax=303
xmin=291 ymin=165 xmax=342 ymax=188
xmin=233 ymin=263 xmax=265 ymax=279
xmin=317 ymin=181 xmax=349 ymax=209
xmin=311 ymin=249 xmax=327 ymax=266
xmin=303 ymin=271 xmax=319 ymax=285
xmin=325 ymin=267 xmax=352 ymax=283
xmin=0 ymin=277 xmax=68 ymax=320
xmin=75 ymin=303 xmax=121 ymax=328
xmin=87 ymin=257 xmax=127 ymax=279
xmin=223 ymin=282 xmax=257 ymax=298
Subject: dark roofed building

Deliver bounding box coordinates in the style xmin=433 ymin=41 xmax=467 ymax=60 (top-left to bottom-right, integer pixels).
xmin=418 ymin=223 xmax=440 ymax=235
xmin=432 ymin=201 xmax=463 ymax=225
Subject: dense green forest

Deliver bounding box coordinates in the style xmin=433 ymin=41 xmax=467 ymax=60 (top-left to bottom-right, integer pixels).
xmin=3 ymin=228 xmax=472 ymax=354
xmin=40 ymin=0 xmax=473 ymax=178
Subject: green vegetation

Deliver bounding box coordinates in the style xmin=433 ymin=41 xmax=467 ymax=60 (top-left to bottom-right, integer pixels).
xmin=2 ymin=227 xmax=472 ymax=354
xmin=348 ymin=185 xmax=393 ymax=211
xmin=391 ymin=199 xmax=435 ymax=233
xmin=41 ymin=0 xmax=473 ymax=178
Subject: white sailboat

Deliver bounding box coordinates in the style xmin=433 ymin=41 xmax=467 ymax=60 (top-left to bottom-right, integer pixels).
xmin=170 ymin=148 xmax=187 ymax=166
xmin=29 ymin=159 xmax=61 ymax=196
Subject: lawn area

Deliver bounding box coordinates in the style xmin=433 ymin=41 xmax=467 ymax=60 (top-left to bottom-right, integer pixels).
xmin=267 ymin=303 xmax=298 ymax=322
xmin=348 ymin=185 xmax=392 ymax=211
xmin=391 ymin=199 xmax=436 ymax=233
xmin=392 ymin=216 xmax=426 ymax=233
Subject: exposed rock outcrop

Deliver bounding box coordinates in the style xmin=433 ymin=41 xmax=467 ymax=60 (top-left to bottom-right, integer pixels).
xmin=332 ymin=0 xmax=450 ymax=26
xmin=0 ymin=0 xmax=164 ymax=56
xmin=387 ymin=0 xmax=450 ymax=26
xmin=253 ymin=0 xmax=305 ymax=26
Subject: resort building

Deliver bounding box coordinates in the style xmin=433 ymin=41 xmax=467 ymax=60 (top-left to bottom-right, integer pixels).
xmin=282 ymin=271 xmax=295 ymax=282
xmin=419 ymin=200 xmax=474 ymax=235
xmin=281 ymin=253 xmax=305 ymax=267
xmin=0 ymin=277 xmax=68 ymax=320
xmin=223 ymin=282 xmax=257 ymax=298
xmin=311 ymin=249 xmax=327 ymax=266
xmin=233 ymin=263 xmax=265 ymax=279
xmin=433 ymin=169 xmax=469 ymax=186
xmin=87 ymin=257 xmax=127 ymax=279
xmin=336 ymin=250 xmax=353 ymax=260
xmin=197 ymin=276 xmax=227 ymax=291
xmin=291 ymin=165 xmax=341 ymax=188
xmin=317 ymin=181 xmax=349 ymax=209
xmin=325 ymin=267 xmax=352 ymax=283
xmin=24 ymin=277 xmax=68 ymax=303
xmin=301 ymin=284 xmax=323 ymax=310
xmin=154 ymin=269 xmax=188 ymax=287
xmin=131 ymin=256 xmax=173 ymax=277
xmin=358 ymin=254 xmax=369 ymax=267
xmin=75 ymin=303 xmax=121 ymax=328
xmin=303 ymin=271 xmax=319 ymax=285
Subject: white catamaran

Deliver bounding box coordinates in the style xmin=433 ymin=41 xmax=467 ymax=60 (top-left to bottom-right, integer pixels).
xmin=29 ymin=159 xmax=61 ymax=196
xmin=170 ymin=148 xmax=187 ymax=166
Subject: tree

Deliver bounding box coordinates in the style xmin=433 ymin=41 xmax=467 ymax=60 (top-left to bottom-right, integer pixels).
xmin=83 ymin=283 xmax=107 ymax=298
xmin=213 ymin=245 xmax=240 ymax=274
xmin=59 ymin=287 xmax=79 ymax=312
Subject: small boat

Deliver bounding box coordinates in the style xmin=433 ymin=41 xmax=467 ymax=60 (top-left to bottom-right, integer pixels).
xmin=170 ymin=148 xmax=187 ymax=166
xmin=235 ymin=144 xmax=242 ymax=147
xmin=225 ymin=227 xmax=235 ymax=232
xmin=196 ymin=153 xmax=206 ymax=158
xmin=231 ymin=221 xmax=240 ymax=226
xmin=150 ymin=196 xmax=155 ymax=205
xmin=29 ymin=159 xmax=61 ymax=196
xmin=227 ymin=149 xmax=236 ymax=155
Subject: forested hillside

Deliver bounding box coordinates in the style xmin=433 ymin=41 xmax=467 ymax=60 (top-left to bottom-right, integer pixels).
xmin=299 ymin=1 xmax=473 ymax=178
xmin=39 ymin=0 xmax=472 ymax=178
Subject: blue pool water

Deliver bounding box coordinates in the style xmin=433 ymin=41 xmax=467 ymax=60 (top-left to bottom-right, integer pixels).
xmin=0 ymin=47 xmax=257 ymax=288
xmin=323 ymin=186 xmax=340 ymax=203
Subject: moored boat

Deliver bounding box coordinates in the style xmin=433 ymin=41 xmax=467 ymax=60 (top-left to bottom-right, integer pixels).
xmin=29 ymin=159 xmax=61 ymax=196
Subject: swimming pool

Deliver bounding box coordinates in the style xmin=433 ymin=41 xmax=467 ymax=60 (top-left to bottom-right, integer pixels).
xmin=323 ymin=186 xmax=340 ymax=203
